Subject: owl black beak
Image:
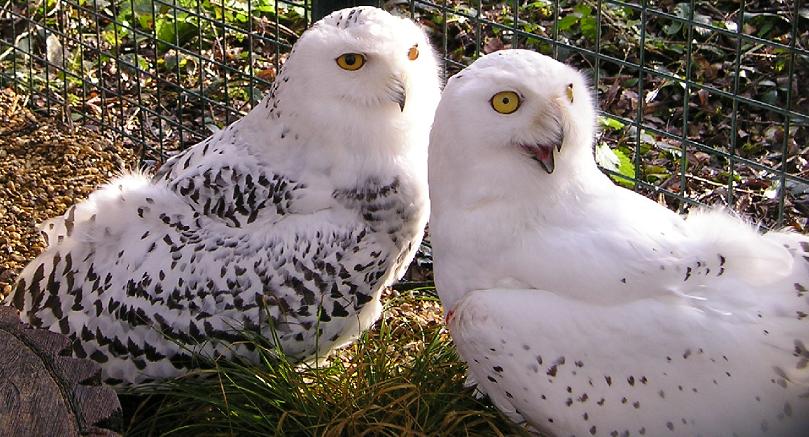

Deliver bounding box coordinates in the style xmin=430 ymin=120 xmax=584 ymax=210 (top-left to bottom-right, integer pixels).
xmin=388 ymin=76 xmax=406 ymax=111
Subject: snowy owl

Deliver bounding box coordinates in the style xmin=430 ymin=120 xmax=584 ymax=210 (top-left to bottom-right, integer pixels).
xmin=428 ymin=49 xmax=809 ymax=436
xmin=7 ymin=6 xmax=441 ymax=385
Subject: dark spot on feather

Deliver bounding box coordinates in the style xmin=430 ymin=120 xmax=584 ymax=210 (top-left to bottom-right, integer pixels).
xmin=72 ymin=342 xmax=87 ymax=358
xmin=331 ymin=301 xmax=349 ymax=318
xmin=57 ymin=318 xmax=69 ymax=334
xmin=12 ymin=278 xmax=27 ymax=310
xmin=90 ymin=350 xmax=109 ymax=363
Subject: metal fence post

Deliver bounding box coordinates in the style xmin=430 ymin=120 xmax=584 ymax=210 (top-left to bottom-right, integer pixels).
xmin=312 ymin=0 xmax=380 ymax=21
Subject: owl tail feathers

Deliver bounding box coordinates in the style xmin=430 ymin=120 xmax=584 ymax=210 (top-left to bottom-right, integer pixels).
xmin=684 ymin=209 xmax=796 ymax=287
xmin=763 ymin=229 xmax=809 ymax=267
xmin=36 ymin=171 xmax=176 ymax=248
xmin=682 ymin=211 xmax=809 ymax=394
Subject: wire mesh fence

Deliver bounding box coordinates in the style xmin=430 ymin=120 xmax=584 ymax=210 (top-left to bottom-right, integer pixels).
xmin=1 ymin=0 xmax=807 ymax=228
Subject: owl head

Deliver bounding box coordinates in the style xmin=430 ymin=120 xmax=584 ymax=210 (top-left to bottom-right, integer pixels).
xmin=429 ymin=50 xmax=597 ymax=189
xmin=275 ymin=7 xmax=441 ymax=122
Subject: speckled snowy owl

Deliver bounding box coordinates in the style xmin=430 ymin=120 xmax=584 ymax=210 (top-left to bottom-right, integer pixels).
xmin=428 ymin=49 xmax=809 ymax=436
xmin=7 ymin=7 xmax=441 ymax=385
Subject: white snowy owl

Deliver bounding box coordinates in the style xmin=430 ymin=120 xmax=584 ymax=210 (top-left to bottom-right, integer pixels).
xmin=428 ymin=49 xmax=809 ymax=436
xmin=7 ymin=6 xmax=441 ymax=385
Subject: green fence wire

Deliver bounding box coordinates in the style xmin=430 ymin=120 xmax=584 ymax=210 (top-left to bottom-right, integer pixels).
xmin=1 ymin=0 xmax=807 ymax=228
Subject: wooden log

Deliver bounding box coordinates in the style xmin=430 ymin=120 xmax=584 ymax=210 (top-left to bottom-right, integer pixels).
xmin=0 ymin=306 xmax=121 ymax=436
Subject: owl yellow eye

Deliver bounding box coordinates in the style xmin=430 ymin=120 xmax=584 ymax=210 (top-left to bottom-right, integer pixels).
xmin=408 ymin=45 xmax=419 ymax=61
xmin=490 ymin=91 xmax=521 ymax=114
xmin=336 ymin=53 xmax=366 ymax=71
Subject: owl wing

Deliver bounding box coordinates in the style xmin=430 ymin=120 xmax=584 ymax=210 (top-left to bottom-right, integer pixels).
xmin=6 ymin=138 xmax=406 ymax=383
xmin=449 ymin=288 xmax=809 ymax=437
xmin=152 ymin=135 xmax=321 ymax=228
xmin=7 ymin=172 xmax=397 ymax=383
xmin=491 ymin=186 xmax=801 ymax=308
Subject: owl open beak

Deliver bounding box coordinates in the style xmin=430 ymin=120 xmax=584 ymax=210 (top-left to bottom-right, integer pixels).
xmin=520 ymin=144 xmax=556 ymax=174
xmin=388 ymin=76 xmax=407 ymax=111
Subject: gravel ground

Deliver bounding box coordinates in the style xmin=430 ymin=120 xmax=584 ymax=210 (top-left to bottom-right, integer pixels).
xmin=0 ymin=88 xmax=139 ymax=299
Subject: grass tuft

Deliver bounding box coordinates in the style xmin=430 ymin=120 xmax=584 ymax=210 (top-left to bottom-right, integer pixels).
xmin=122 ymin=290 xmax=526 ymax=436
